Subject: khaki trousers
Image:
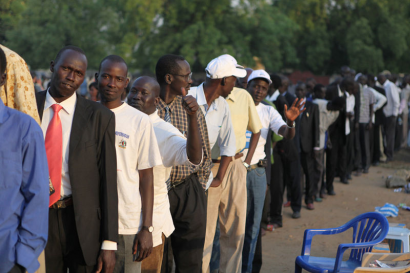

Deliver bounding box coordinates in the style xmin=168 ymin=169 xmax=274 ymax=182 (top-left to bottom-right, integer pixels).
xmin=35 ymin=251 xmax=46 ymax=273
xmin=202 ymin=158 xmax=247 ymax=273
xmin=141 ymin=234 xmax=165 ymax=273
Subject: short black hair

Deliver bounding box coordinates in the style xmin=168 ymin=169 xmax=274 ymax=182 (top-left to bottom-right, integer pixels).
xmin=54 ymin=45 xmax=86 ymax=64
xmin=340 ymin=76 xmax=355 ymax=90
xmin=98 ymin=55 xmax=128 ymax=74
xmin=155 ymin=54 xmax=186 ymax=85
xmin=89 ymin=82 xmax=98 ymax=90
xmin=313 ymin=84 xmax=325 ymax=94
xmin=269 ymin=73 xmax=282 ymax=89
xmin=0 ymin=47 xmax=6 ymax=74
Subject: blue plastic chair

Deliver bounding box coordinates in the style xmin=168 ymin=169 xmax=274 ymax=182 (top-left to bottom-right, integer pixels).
xmin=295 ymin=212 xmax=389 ymax=273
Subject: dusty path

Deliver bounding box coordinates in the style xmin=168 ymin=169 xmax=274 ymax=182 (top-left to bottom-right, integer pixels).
xmin=260 ymin=150 xmax=410 ymax=273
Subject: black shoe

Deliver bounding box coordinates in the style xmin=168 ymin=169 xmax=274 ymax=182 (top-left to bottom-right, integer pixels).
xmin=292 ymin=211 xmax=301 ymax=219
xmin=327 ymin=190 xmax=336 ymax=196
xmin=341 ymin=178 xmax=349 ymax=184
xmin=346 ymin=173 xmax=352 ymax=180
xmin=363 ymin=168 xmax=369 ymax=174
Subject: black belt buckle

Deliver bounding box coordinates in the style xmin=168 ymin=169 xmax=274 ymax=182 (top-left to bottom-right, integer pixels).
xmin=258 ymin=159 xmax=267 ymax=168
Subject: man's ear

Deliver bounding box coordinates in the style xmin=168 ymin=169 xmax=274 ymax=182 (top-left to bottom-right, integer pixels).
xmin=50 ymin=61 xmax=55 ymax=73
xmin=0 ymin=73 xmax=6 ymax=87
xmin=95 ymin=72 xmax=99 ymax=83
xmin=154 ymin=96 xmax=160 ymax=107
xmin=165 ymin=74 xmax=172 ymax=85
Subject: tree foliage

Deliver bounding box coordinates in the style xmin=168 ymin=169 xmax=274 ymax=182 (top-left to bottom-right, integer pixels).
xmin=2 ymin=0 xmax=410 ymax=74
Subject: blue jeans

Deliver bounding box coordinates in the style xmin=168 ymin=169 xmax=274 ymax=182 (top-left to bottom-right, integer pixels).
xmin=242 ymin=167 xmax=267 ymax=273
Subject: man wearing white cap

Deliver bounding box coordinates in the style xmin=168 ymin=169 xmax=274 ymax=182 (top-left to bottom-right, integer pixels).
xmin=243 ymin=70 xmax=303 ymax=272
xmin=189 ymin=55 xmax=252 ymax=273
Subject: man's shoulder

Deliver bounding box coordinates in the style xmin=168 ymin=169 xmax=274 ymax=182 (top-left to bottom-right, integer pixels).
xmin=81 ymin=97 xmax=114 ymax=117
xmin=4 ymin=106 xmax=42 ymax=136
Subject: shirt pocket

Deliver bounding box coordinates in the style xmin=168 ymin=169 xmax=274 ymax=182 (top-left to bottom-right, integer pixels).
xmin=0 ymin=151 xmax=21 ymax=189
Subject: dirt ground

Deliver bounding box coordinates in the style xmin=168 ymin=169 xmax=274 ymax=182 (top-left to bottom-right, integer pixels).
xmin=260 ymin=149 xmax=410 ymax=273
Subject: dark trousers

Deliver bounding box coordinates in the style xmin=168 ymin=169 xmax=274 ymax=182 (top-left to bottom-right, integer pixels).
xmin=45 ymin=206 xmax=95 ymax=273
xmin=372 ymin=124 xmax=382 ymax=163
xmin=384 ymin=116 xmax=397 ymax=160
xmin=359 ymin=123 xmax=371 ymax=170
xmin=300 ymin=151 xmax=315 ymax=204
xmin=8 ymin=265 xmax=25 ymax=273
xmin=326 ymin=131 xmax=346 ymax=192
xmin=312 ymin=149 xmax=324 ymax=198
xmin=163 ymin=174 xmax=207 ymax=273
xmin=345 ymin=126 xmax=355 ymax=175
xmin=270 ymin=151 xmax=301 ymax=226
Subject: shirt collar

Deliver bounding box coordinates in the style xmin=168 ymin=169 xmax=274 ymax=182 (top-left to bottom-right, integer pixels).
xmin=0 ymin=98 xmax=6 ymax=124
xmin=383 ymin=80 xmax=391 ymax=87
xmin=196 ymin=83 xmax=218 ymax=112
xmin=227 ymin=88 xmax=237 ymax=102
xmin=45 ymin=88 xmax=77 ymax=115
xmin=149 ymin=109 xmax=161 ymax=122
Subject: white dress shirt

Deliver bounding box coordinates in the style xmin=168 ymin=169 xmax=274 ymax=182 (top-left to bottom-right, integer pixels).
xmin=149 ymin=110 xmax=202 ymax=247
xmin=345 ymin=90 xmax=355 ymax=135
xmin=40 ymin=90 xmax=76 ymax=197
xmin=265 ymin=90 xmax=280 ymax=102
xmin=41 ymin=90 xmax=116 ymax=250
xmin=383 ymin=80 xmax=400 ymax=117
xmin=188 ymin=83 xmax=236 ymax=188
xmin=366 ymin=85 xmax=387 ymax=123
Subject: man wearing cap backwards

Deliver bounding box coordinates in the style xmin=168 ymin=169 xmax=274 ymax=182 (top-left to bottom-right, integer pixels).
xmin=243 ymin=70 xmax=304 ymax=272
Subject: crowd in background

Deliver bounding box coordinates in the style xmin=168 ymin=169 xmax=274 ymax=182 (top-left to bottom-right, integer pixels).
xmin=1 ymin=41 xmax=410 ymax=273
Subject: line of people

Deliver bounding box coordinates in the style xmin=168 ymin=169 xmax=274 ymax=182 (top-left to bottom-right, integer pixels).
xmin=0 ymin=42 xmax=408 ymax=273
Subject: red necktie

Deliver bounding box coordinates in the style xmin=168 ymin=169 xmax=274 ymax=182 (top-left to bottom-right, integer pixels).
xmin=45 ymin=104 xmax=63 ymax=207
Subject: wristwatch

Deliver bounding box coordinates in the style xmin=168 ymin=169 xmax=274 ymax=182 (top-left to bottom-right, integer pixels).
xmin=287 ymin=121 xmax=295 ymax=128
xmin=142 ymin=226 xmax=154 ymax=233
xmin=243 ymin=162 xmax=250 ymax=169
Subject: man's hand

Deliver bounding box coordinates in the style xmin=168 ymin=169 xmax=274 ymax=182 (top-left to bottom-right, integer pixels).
xmin=284 ymin=98 xmax=306 ymax=122
xmin=181 ymin=88 xmax=199 ymax=116
xmin=133 ymin=229 xmax=153 ymax=262
xmin=96 ymin=250 xmax=116 ymax=273
xmin=210 ymin=177 xmax=222 ymax=187
xmin=366 ymin=122 xmax=373 ymax=130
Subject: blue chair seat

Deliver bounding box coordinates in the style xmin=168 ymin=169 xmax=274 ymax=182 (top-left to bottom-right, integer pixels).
xmin=295 ymin=212 xmax=389 ymax=273
xmin=296 ymin=256 xmax=361 ymax=273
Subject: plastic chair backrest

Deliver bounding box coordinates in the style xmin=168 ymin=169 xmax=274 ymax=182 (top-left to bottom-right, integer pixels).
xmin=346 ymin=213 xmax=389 ymax=262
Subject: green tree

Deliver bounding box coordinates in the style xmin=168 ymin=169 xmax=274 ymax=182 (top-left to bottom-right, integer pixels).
xmin=0 ymin=0 xmax=26 ymax=43
xmin=346 ymin=18 xmax=384 ymax=73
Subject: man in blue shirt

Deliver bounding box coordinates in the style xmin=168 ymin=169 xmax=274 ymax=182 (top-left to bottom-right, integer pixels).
xmin=0 ymin=47 xmax=49 ymax=273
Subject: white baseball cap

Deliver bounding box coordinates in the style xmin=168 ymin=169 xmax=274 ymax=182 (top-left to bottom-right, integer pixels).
xmin=205 ymin=55 xmax=247 ymax=79
xmin=247 ymin=69 xmax=272 ymax=85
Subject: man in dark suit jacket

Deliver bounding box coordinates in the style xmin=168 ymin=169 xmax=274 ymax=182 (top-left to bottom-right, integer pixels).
xmin=273 ymin=76 xmax=302 ymax=220
xmin=325 ymin=77 xmax=354 ymax=195
xmin=35 ymin=46 xmax=118 ymax=273
xmin=368 ymin=74 xmax=387 ymax=165
xmin=295 ymin=83 xmax=320 ymax=209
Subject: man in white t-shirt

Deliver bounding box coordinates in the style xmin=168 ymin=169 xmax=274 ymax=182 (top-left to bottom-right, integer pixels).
xmin=128 ymin=76 xmax=203 ymax=273
xmin=243 ymin=70 xmax=303 ymax=272
xmin=97 ymin=55 xmax=163 ymax=273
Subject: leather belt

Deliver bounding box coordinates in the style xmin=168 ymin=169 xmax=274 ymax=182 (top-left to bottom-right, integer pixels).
xmin=248 ymin=164 xmax=260 ymax=170
xmin=212 ymin=152 xmax=243 ymax=164
xmin=51 ymin=197 xmax=73 ymax=209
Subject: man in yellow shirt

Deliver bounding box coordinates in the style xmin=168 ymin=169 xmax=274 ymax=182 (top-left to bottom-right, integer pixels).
xmin=204 ymin=56 xmax=262 ymax=273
